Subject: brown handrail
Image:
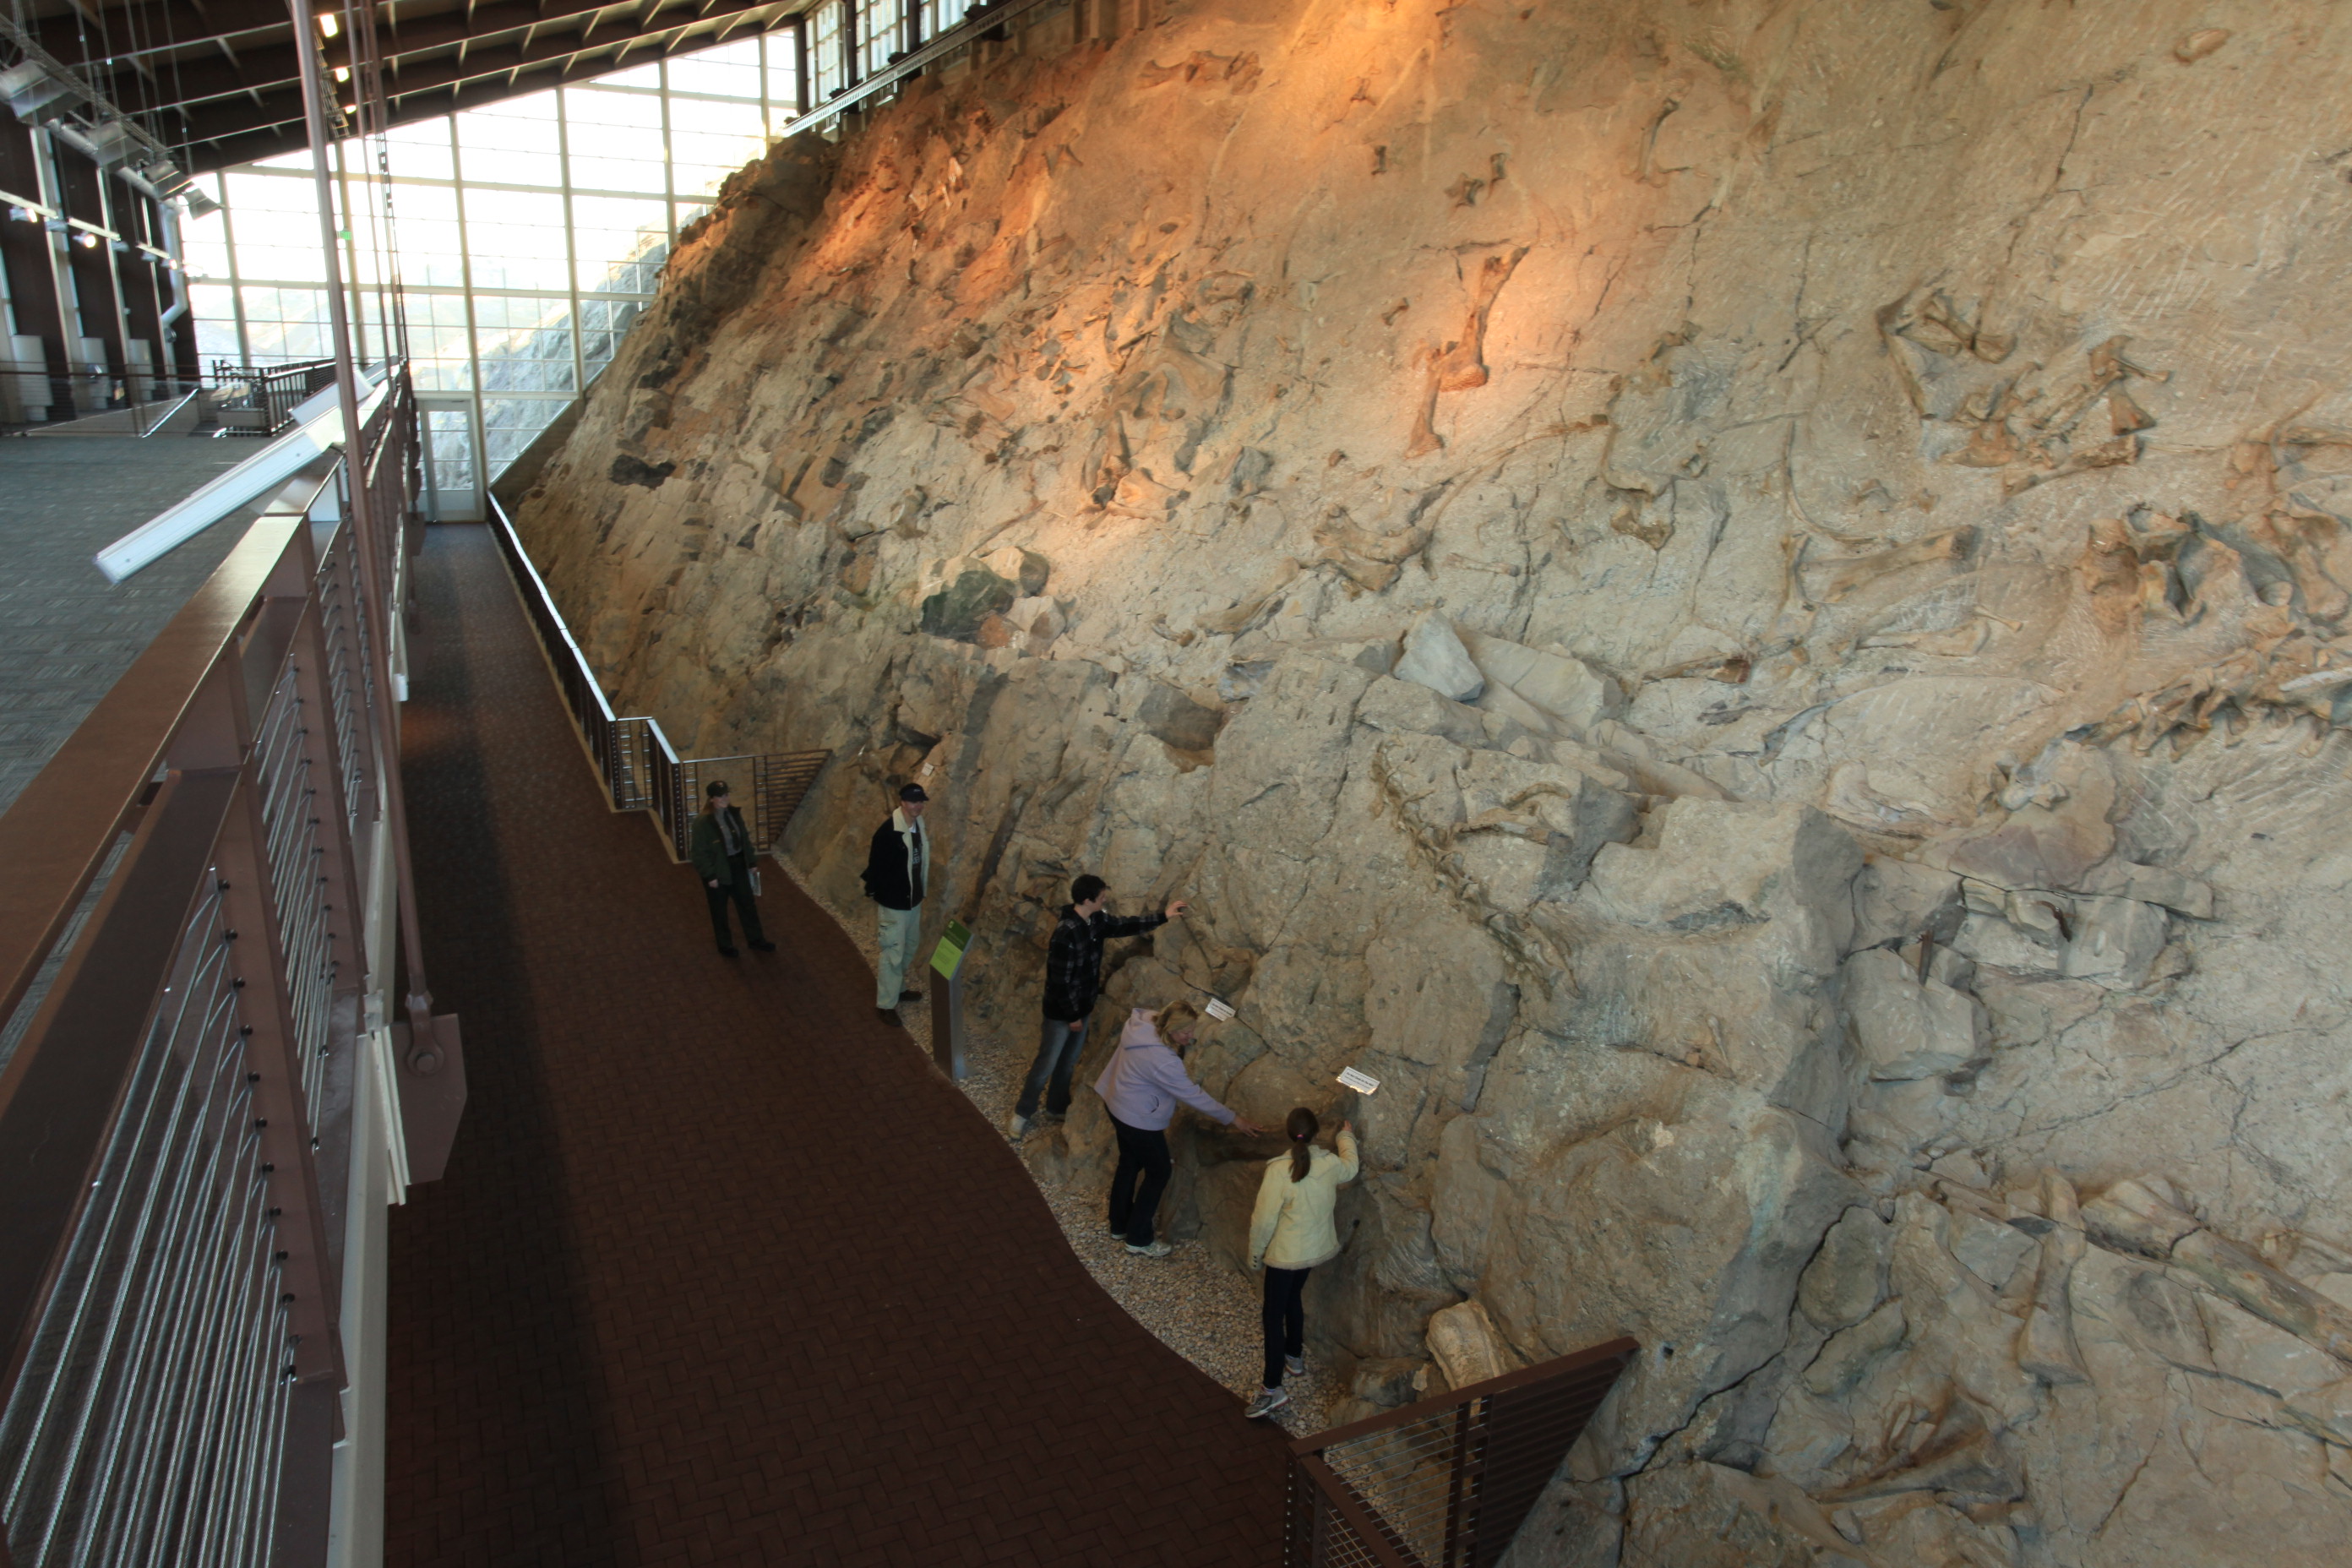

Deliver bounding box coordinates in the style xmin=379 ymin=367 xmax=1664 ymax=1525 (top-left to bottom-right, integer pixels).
xmin=482 ymin=495 xmax=833 ymax=863
xmin=0 ymin=363 xmax=447 ymax=1566
xmin=1293 ymin=1337 xmax=1642 ymax=1455
xmin=0 ymin=509 xmax=305 ymax=1031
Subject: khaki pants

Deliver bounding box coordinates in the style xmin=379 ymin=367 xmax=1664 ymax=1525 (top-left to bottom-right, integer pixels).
xmin=876 ymin=904 xmax=923 ymax=1006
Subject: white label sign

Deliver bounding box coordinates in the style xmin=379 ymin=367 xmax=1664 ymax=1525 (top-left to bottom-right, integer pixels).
xmin=1204 ymin=998 xmax=1236 ymax=1021
xmin=1337 ymin=1065 xmax=1381 ymax=1095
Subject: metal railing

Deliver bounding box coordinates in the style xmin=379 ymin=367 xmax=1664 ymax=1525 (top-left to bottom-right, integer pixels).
xmin=0 ymin=361 xmax=207 ymax=435
xmin=0 ymin=362 xmax=435 ymax=1568
xmin=484 ymin=495 xmax=832 ymax=862
xmin=206 ymin=358 xmax=342 ymax=437
xmin=780 ymin=0 xmax=1064 ymax=139
xmin=1287 ymin=1338 xmax=1639 ymax=1568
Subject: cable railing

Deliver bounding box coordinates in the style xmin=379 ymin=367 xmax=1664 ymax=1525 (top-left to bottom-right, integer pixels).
xmin=1287 ymin=1338 xmax=1639 ymax=1568
xmin=0 ymin=362 xmax=440 ymax=1568
xmin=484 ymin=495 xmax=832 ymax=862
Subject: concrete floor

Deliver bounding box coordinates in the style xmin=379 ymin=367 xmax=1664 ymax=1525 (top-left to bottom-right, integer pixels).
xmin=0 ymin=433 xmax=267 ymax=814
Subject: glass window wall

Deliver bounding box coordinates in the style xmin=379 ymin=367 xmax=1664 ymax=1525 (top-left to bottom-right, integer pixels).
xmin=808 ymin=3 xmax=847 ymax=101
xmin=857 ymin=0 xmax=903 ymax=77
xmin=180 ymin=29 xmax=804 ymax=481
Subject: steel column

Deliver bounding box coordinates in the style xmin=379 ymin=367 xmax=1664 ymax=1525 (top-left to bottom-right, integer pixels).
xmin=291 ymin=0 xmax=449 ymax=1070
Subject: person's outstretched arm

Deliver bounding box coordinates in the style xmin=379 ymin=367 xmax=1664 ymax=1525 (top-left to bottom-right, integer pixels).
xmin=1333 ymin=1124 xmax=1360 ymax=1184
xmin=1148 ymin=1051 xmax=1236 ymax=1124
xmin=1097 ymin=910 xmax=1166 ymax=939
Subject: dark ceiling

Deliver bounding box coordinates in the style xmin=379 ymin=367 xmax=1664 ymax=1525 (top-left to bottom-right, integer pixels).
xmin=13 ymin=0 xmax=810 ymax=172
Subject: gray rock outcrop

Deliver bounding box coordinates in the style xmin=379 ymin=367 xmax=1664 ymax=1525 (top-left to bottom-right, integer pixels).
xmin=509 ymin=0 xmax=2352 ymax=1559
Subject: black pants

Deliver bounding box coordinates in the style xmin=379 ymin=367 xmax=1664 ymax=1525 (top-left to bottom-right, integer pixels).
xmin=1107 ymin=1114 xmax=1173 ymax=1246
xmin=705 ymin=854 xmax=766 ymax=950
xmin=1263 ymin=1266 xmax=1310 ymax=1387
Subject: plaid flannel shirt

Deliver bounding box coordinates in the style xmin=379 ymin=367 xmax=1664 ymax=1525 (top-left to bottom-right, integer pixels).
xmin=1042 ymin=904 xmax=1166 ymax=1022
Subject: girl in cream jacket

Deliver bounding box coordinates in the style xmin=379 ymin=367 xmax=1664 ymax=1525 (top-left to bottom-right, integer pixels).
xmin=1243 ymin=1109 xmax=1358 ymax=1419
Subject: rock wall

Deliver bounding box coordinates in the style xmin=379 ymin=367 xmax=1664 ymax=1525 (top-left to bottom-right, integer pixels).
xmin=509 ymin=0 xmax=2352 ymax=1560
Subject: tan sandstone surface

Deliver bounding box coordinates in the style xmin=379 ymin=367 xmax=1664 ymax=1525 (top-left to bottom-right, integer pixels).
xmin=508 ymin=0 xmax=2352 ymax=1560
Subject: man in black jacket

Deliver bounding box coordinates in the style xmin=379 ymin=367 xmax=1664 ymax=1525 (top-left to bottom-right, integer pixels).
xmin=689 ymin=780 xmax=774 ymax=956
xmin=1008 ymin=874 xmax=1187 ymax=1140
xmin=860 ymin=782 xmax=933 ymax=1026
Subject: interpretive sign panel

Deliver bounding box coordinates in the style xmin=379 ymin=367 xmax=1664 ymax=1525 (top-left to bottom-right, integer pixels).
xmin=930 ymin=918 xmax=971 ymax=979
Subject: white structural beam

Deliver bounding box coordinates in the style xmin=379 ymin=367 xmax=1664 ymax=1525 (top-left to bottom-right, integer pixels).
xmin=93 ymin=370 xmax=388 ymax=581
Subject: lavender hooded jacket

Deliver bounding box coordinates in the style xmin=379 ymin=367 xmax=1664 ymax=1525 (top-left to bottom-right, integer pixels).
xmin=1092 ymin=1008 xmax=1237 ymax=1132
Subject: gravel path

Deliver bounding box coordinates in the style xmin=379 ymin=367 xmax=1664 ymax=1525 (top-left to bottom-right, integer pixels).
xmin=781 ymin=861 xmax=1344 ymax=1439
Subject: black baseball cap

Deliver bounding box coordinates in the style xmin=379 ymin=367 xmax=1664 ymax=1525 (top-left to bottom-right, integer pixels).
xmin=899 ymin=782 xmax=930 ymax=802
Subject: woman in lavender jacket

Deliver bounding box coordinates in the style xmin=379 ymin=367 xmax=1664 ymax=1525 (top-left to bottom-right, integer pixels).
xmin=1093 ymin=1000 xmax=1266 ymax=1258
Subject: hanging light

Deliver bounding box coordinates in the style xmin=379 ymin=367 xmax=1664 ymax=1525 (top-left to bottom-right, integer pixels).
xmin=317 ymin=10 xmax=340 ymax=38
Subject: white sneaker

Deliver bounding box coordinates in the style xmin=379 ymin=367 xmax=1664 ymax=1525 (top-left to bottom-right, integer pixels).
xmin=1006 ymin=1111 xmax=1031 ymax=1140
xmin=1244 ymin=1387 xmax=1291 ymax=1420
xmin=1125 ymin=1239 xmax=1174 ymax=1259
xmin=1285 ymin=1355 xmax=1306 ymax=1379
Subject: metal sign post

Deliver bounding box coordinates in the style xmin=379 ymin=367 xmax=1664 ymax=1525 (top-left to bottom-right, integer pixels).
xmin=928 ymin=918 xmax=972 ymax=1080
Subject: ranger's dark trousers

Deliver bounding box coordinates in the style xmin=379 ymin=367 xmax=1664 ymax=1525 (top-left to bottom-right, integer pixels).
xmin=1107 ymin=1114 xmax=1173 ymax=1246
xmin=706 ymin=852 xmax=765 ymax=950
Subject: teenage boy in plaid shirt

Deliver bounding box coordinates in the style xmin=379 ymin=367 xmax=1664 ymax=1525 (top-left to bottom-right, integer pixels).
xmin=1007 ymin=874 xmax=1187 ymax=1140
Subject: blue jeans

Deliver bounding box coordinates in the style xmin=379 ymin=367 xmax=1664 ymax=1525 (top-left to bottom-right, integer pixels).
xmin=1015 ymin=1016 xmax=1087 ymax=1119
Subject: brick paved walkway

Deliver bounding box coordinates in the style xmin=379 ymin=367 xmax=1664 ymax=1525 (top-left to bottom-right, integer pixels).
xmin=387 ymin=524 xmax=1288 ymax=1566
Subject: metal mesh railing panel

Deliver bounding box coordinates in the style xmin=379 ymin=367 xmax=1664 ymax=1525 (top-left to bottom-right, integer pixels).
xmin=1470 ymin=1364 xmax=1631 ymax=1568
xmin=252 ymin=669 xmax=339 ymax=1120
xmin=317 ymin=533 xmax=378 ymax=840
xmin=0 ymin=883 xmax=295 ymax=1568
xmin=1310 ymin=1498 xmax=1408 ymax=1568
xmin=1323 ymin=1407 xmax=1474 ymax=1567
xmin=1288 ymin=1342 xmax=1638 ymax=1568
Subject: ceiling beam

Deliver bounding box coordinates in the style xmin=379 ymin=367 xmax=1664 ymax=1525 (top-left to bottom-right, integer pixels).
xmin=174 ymin=1 xmax=788 ymax=166
xmin=188 ymin=38 xmax=654 ymax=167
xmin=79 ymin=0 xmax=685 ymax=111
xmin=29 ymin=0 xmax=297 ymax=69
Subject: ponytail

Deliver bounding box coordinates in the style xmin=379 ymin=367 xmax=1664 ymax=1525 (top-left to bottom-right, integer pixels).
xmin=1286 ymin=1107 xmax=1319 ymax=1183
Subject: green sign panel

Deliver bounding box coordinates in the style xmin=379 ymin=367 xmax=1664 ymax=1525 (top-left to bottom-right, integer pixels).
xmin=929 ymin=919 xmax=972 ymax=980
